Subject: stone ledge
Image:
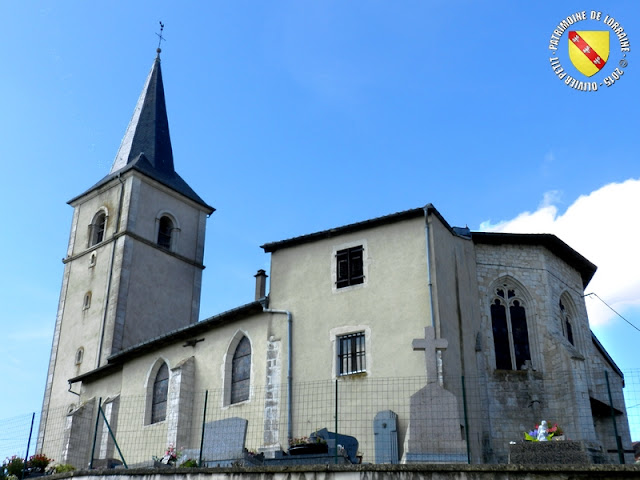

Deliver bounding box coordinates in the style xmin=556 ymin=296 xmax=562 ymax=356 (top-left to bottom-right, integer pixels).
xmin=48 ymin=463 xmax=640 ymax=478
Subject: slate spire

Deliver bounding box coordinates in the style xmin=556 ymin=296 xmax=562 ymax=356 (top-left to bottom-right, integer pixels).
xmin=75 ymin=51 xmax=213 ymax=212
xmin=110 ymin=52 xmax=174 ymax=174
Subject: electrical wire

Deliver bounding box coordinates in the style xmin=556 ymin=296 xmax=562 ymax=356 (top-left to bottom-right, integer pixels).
xmin=584 ymin=292 xmax=640 ymax=333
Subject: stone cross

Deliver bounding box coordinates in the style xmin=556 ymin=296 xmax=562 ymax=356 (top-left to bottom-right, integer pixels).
xmin=412 ymin=326 xmax=448 ymax=383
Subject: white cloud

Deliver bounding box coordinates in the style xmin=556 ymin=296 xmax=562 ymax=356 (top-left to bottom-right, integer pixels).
xmin=479 ymin=178 xmax=640 ymax=327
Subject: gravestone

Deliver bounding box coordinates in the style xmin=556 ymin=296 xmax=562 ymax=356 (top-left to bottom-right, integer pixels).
xmin=200 ymin=417 xmax=248 ymax=466
xmin=312 ymin=428 xmax=359 ymax=464
xmin=374 ymin=410 xmax=399 ymax=464
xmin=402 ymin=327 xmax=467 ymax=463
xmin=403 ymin=383 xmax=467 ymax=463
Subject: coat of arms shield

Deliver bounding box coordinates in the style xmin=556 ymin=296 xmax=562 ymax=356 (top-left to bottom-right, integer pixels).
xmin=568 ymin=31 xmax=610 ymax=77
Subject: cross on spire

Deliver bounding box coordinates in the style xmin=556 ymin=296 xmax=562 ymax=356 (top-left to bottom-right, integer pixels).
xmin=412 ymin=326 xmax=448 ymax=383
xmin=156 ymin=21 xmax=166 ymax=55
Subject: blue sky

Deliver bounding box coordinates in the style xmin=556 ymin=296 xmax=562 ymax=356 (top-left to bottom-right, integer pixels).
xmin=1 ymin=1 xmax=639 ymax=451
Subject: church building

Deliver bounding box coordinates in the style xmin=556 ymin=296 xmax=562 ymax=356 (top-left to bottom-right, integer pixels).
xmin=37 ymin=51 xmax=633 ymax=467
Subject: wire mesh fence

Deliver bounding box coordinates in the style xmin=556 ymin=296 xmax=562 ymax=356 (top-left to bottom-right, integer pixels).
xmin=0 ymin=413 xmax=37 ymax=465
xmin=3 ymin=369 xmax=640 ymax=469
xmin=623 ymin=368 xmax=640 ymax=440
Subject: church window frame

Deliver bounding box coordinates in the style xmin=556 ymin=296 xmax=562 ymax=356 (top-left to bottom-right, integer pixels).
xmin=144 ymin=359 xmax=170 ymax=425
xmin=223 ymin=331 xmax=252 ymax=406
xmin=155 ymin=211 xmax=180 ymax=252
xmin=88 ymin=209 xmax=108 ymax=247
xmin=559 ymin=292 xmax=579 ymax=348
xmin=489 ymin=281 xmax=533 ymax=371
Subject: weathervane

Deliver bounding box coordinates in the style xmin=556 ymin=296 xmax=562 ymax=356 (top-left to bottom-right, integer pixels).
xmin=156 ymin=21 xmax=166 ymax=55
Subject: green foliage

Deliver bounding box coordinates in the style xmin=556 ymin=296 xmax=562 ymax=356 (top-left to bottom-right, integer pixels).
xmin=179 ymin=459 xmax=199 ymax=468
xmin=53 ymin=464 xmax=76 ymax=474
xmin=3 ymin=456 xmax=24 ymax=477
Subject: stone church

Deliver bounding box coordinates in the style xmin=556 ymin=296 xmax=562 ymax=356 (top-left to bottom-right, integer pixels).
xmin=37 ymin=52 xmax=633 ymax=467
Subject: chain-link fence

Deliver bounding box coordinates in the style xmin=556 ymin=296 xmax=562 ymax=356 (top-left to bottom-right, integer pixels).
xmin=3 ymin=369 xmax=640 ymax=469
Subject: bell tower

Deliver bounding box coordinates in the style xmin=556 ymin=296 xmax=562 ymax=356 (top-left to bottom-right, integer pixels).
xmin=38 ymin=50 xmax=214 ymax=453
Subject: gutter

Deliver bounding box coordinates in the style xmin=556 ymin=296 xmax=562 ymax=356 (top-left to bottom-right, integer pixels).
xmin=423 ymin=207 xmax=436 ymax=333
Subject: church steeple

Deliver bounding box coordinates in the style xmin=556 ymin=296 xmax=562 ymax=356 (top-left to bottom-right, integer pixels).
xmin=39 ymin=47 xmax=214 ymax=463
xmin=70 ymin=53 xmax=213 ymax=211
xmin=110 ymin=54 xmax=174 ymax=175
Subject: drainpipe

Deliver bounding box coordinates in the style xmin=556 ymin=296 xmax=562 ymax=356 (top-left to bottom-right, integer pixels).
xmin=423 ymin=206 xmax=436 ymax=330
xmin=262 ymin=306 xmax=293 ymax=444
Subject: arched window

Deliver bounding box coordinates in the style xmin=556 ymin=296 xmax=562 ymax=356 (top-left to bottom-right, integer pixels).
xmin=90 ymin=211 xmax=107 ymax=246
xmin=559 ymin=296 xmax=575 ymax=346
xmin=157 ymin=216 xmax=174 ymax=250
xmin=75 ymin=347 xmax=84 ymax=365
xmin=231 ymin=336 xmax=251 ymax=404
xmin=151 ymin=362 xmax=169 ymax=423
xmin=83 ymin=292 xmax=92 ymax=310
xmin=490 ymin=284 xmax=531 ymax=370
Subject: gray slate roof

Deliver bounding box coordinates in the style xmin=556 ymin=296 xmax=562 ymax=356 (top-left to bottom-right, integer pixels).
xmin=69 ymin=55 xmax=213 ymax=212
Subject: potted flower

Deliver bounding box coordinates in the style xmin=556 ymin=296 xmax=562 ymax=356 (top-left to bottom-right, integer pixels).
xmin=153 ymin=444 xmax=181 ymax=467
xmin=27 ymin=454 xmax=53 ymax=474
xmin=524 ymin=421 xmax=563 ymax=441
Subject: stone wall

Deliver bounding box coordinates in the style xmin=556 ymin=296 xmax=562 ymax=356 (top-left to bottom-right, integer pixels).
xmin=472 ymin=241 xmax=621 ymax=462
xmin=49 ymin=463 xmax=640 ymax=480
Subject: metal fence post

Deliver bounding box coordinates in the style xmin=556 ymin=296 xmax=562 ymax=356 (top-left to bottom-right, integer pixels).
xmin=20 ymin=413 xmax=35 ymax=480
xmin=97 ymin=404 xmax=128 ymax=468
xmin=605 ymin=370 xmax=624 ymax=463
xmin=199 ymin=390 xmax=208 ymax=467
xmin=461 ymin=375 xmax=471 ymax=464
xmin=334 ymin=379 xmax=338 ymax=464
xmin=89 ymin=397 xmax=102 ymax=469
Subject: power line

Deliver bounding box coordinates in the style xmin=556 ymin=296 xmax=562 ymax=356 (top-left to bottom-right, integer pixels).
xmin=584 ymin=292 xmax=640 ymax=333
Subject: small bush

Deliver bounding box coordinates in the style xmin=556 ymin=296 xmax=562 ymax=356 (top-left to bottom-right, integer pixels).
xmin=53 ymin=464 xmax=76 ymax=474
xmin=179 ymin=459 xmax=198 ymax=468
xmin=4 ymin=457 xmax=24 ymax=477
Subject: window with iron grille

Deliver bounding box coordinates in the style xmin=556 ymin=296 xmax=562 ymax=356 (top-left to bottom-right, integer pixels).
xmin=336 ymin=246 xmax=364 ymax=289
xmin=337 ymin=332 xmax=366 ymax=375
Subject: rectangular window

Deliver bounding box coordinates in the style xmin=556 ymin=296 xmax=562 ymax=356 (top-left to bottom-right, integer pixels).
xmin=336 ymin=246 xmax=364 ymax=288
xmin=338 ymin=332 xmax=366 ymax=375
